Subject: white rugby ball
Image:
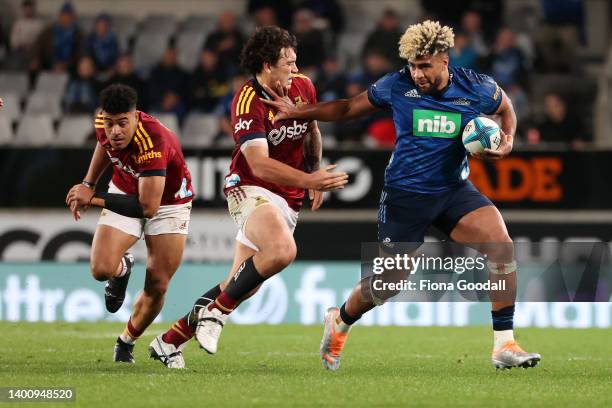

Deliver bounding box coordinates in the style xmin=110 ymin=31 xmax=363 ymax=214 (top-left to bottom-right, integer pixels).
xmin=462 ymin=117 xmax=501 ymax=154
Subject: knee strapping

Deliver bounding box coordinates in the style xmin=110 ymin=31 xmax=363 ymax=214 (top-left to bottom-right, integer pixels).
xmin=487 ymin=260 xmax=517 ymax=275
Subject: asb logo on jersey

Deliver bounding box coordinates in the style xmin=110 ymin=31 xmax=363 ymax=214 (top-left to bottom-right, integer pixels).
xmin=268 ymin=120 xmax=308 ymax=146
xmin=413 ymin=109 xmax=461 ymax=138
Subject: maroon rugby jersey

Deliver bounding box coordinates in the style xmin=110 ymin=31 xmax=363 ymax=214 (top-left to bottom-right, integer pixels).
xmin=95 ymin=111 xmax=194 ymax=206
xmin=224 ymin=75 xmax=317 ymax=211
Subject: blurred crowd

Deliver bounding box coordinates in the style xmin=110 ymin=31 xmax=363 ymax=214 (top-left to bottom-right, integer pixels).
xmin=0 ymin=0 xmax=592 ymax=148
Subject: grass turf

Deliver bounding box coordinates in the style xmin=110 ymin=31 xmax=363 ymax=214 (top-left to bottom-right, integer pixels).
xmin=0 ymin=323 xmax=610 ymax=407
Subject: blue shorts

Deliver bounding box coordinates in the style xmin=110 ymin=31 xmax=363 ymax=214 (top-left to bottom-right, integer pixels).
xmin=377 ymin=181 xmax=493 ymax=244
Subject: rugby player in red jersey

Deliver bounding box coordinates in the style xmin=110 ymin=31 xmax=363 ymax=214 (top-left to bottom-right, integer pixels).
xmin=65 ymin=84 xmax=194 ymax=363
xmin=149 ymin=26 xmax=348 ymax=368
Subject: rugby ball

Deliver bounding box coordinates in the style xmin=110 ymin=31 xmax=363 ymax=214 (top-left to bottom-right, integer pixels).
xmin=462 ymin=117 xmax=501 ymax=154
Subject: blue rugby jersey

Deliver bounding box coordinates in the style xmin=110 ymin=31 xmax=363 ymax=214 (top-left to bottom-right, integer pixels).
xmin=368 ymin=66 xmax=502 ymax=194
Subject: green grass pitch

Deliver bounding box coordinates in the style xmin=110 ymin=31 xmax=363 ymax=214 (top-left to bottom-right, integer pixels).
xmin=1 ymin=322 xmax=610 ymax=407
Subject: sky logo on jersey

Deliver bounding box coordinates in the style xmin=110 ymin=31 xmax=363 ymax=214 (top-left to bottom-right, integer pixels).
xmin=234 ymin=118 xmax=253 ymax=133
xmin=413 ymin=109 xmax=461 ymax=138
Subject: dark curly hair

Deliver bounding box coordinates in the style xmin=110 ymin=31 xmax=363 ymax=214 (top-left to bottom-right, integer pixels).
xmin=240 ymin=26 xmax=297 ymax=75
xmin=99 ymin=83 xmax=138 ymax=114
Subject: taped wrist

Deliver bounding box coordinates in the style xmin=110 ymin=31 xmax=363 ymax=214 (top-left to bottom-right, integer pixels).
xmin=94 ymin=192 xmax=145 ymax=218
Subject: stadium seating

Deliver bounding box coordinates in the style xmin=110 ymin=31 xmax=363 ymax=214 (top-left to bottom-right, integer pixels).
xmin=0 ymin=72 xmax=29 ymax=99
xmin=0 ymin=116 xmax=13 ymax=145
xmin=0 ymin=93 xmax=21 ymax=123
xmin=113 ymin=14 xmax=139 ymax=52
xmin=140 ymin=14 xmax=176 ymax=36
xmin=132 ymin=31 xmax=171 ymax=72
xmin=151 ymin=112 xmax=180 ymax=136
xmin=55 ymin=115 xmax=93 ymax=146
xmin=176 ymin=30 xmax=207 ymax=71
xmin=181 ymin=113 xmax=218 ymax=147
xmin=34 ymin=72 xmax=69 ymax=96
xmin=77 ymin=14 xmax=97 ymax=34
xmin=181 ymin=15 xmax=217 ymax=34
xmin=337 ymin=32 xmax=367 ymax=71
xmin=24 ymin=92 xmax=62 ymax=119
xmin=14 ymin=114 xmax=55 ymax=146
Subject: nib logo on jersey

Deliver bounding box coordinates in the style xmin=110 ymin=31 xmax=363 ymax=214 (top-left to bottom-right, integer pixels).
xmin=413 ymin=109 xmax=461 ymax=138
xmin=268 ymin=120 xmax=308 ymax=146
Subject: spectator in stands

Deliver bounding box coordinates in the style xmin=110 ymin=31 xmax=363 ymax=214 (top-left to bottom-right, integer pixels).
xmin=533 ymin=0 xmax=583 ymax=74
xmin=506 ymin=84 xmax=529 ymax=133
xmin=204 ymin=11 xmax=244 ymax=72
xmin=215 ymin=71 xmax=248 ymax=145
xmin=159 ymin=89 xmax=187 ymax=123
xmin=105 ymin=53 xmax=148 ymax=110
xmin=360 ymin=51 xmax=392 ymax=87
xmin=333 ymin=76 xmax=370 ymax=144
xmin=422 ymin=1 xmax=502 ymax=44
xmin=9 ymin=0 xmax=45 ymax=69
xmin=362 ymin=9 xmax=404 ymax=70
xmin=487 ymin=27 xmax=526 ymax=89
xmin=314 ymin=56 xmax=347 ymax=102
xmin=188 ymin=49 xmax=230 ymax=113
xmin=84 ymin=13 xmax=119 ymax=76
xmin=63 ymin=56 xmax=100 ymax=113
xmin=541 ymin=0 xmax=585 ymax=42
xmin=460 ymin=10 xmax=488 ymax=57
xmin=292 ymin=8 xmax=328 ymax=75
xmin=251 ymin=6 xmax=278 ymax=28
xmin=526 ymin=92 xmax=585 ymax=148
xmin=296 ymin=0 xmax=345 ymax=37
xmin=247 ymin=0 xmax=293 ymax=29
xmin=31 ymin=1 xmax=82 ymax=73
xmin=449 ymin=30 xmax=479 ymax=70
xmin=148 ymin=47 xmax=188 ymax=116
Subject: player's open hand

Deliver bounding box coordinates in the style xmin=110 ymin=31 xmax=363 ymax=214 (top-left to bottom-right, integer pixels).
xmin=0 ymin=97 xmax=4 ymax=108
xmin=305 ymin=164 xmax=349 ymax=192
xmin=65 ymin=184 xmax=94 ymax=220
xmin=309 ymin=189 xmax=325 ymax=211
xmin=260 ymin=81 xmax=297 ymax=123
xmin=472 ymin=129 xmax=513 ymax=160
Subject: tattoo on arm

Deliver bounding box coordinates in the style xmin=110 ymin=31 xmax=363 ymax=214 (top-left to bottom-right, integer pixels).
xmin=303 ymin=121 xmax=322 ymax=173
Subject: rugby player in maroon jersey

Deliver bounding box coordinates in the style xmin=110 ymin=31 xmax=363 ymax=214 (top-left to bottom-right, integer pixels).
xmin=65 ymin=84 xmax=194 ymax=363
xmin=149 ymin=26 xmax=348 ymax=368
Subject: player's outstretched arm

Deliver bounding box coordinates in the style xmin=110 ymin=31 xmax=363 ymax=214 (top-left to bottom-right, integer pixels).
xmin=475 ymin=90 xmax=516 ymax=160
xmin=261 ymin=86 xmax=378 ymax=123
xmin=243 ymin=144 xmax=348 ymax=192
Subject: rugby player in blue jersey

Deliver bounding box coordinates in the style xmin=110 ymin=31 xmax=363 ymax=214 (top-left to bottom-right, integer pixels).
xmin=263 ymin=20 xmax=540 ymax=370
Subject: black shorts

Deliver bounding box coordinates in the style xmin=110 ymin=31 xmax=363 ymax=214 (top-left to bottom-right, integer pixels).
xmin=377 ymin=181 xmax=493 ymax=245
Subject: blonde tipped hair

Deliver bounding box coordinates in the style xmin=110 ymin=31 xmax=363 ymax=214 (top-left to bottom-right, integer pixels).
xmin=398 ymin=20 xmax=454 ymax=61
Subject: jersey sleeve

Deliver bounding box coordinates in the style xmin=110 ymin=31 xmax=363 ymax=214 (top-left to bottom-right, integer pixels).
xmin=135 ymin=121 xmax=169 ymax=177
xmin=94 ymin=111 xmax=107 ymax=144
xmin=367 ymin=72 xmax=397 ymax=109
xmin=474 ymin=73 xmax=503 ymax=115
xmin=232 ymin=84 xmax=267 ymax=152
